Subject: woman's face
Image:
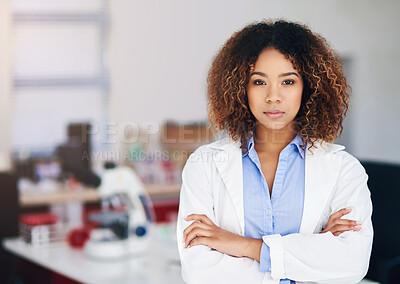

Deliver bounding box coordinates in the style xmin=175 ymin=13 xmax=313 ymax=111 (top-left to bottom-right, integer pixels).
xmin=247 ymin=48 xmax=303 ymax=134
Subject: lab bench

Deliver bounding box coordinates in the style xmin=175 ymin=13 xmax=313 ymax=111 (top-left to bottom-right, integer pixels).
xmin=3 ymin=223 xmax=184 ymax=284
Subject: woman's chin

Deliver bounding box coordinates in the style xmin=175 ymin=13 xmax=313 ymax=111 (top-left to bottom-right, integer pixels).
xmin=257 ymin=121 xmax=290 ymax=132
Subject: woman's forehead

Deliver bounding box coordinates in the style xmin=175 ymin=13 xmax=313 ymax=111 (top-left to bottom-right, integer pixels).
xmin=252 ymin=48 xmax=298 ymax=73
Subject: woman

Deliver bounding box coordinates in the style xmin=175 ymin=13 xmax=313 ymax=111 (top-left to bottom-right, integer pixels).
xmin=177 ymin=20 xmax=373 ymax=284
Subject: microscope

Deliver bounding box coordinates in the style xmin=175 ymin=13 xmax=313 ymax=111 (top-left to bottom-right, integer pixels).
xmin=84 ymin=165 xmax=154 ymax=260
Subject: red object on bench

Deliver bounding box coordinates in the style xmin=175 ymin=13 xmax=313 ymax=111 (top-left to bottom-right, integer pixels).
xmin=19 ymin=213 xmax=58 ymax=226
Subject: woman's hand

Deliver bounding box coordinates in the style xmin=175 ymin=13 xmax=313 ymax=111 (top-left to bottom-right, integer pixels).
xmin=183 ymin=214 xmax=262 ymax=261
xmin=320 ymin=208 xmax=362 ymax=236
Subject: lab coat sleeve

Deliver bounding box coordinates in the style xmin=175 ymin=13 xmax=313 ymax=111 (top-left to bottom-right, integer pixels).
xmin=176 ymin=148 xmax=269 ymax=284
xmin=263 ymin=151 xmax=373 ymax=283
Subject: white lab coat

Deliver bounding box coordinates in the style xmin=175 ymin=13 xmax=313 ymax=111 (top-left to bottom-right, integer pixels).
xmin=176 ymin=137 xmax=373 ymax=284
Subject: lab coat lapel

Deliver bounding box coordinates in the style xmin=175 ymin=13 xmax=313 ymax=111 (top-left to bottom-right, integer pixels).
xmin=211 ymin=139 xmax=344 ymax=236
xmin=299 ymin=144 xmax=343 ymax=234
xmin=213 ymin=142 xmax=245 ymax=235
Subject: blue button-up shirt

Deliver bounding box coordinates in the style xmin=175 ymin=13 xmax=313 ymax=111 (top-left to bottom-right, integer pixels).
xmin=242 ymin=134 xmax=305 ymax=283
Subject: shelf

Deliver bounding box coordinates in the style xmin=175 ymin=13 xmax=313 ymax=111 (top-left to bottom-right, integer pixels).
xmin=20 ymin=183 xmax=181 ymax=207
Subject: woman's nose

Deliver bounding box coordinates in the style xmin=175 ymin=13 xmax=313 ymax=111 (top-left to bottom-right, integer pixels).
xmin=265 ymin=85 xmax=281 ymax=103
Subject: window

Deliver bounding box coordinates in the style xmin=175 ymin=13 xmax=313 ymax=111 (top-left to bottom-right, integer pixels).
xmin=11 ymin=0 xmax=109 ymax=156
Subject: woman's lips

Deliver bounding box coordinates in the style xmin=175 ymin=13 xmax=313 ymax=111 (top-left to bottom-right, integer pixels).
xmin=264 ymin=111 xmax=284 ymax=119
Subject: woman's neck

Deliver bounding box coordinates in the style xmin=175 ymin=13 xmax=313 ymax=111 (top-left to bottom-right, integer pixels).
xmin=253 ymin=123 xmax=297 ymax=155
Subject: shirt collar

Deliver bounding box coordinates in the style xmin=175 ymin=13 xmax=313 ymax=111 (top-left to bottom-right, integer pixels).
xmin=242 ymin=134 xmax=305 ymax=159
xmin=242 ymin=135 xmax=255 ymax=157
xmin=290 ymin=134 xmax=306 ymax=159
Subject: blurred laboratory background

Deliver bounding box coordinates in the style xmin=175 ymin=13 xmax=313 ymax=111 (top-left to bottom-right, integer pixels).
xmin=0 ymin=0 xmax=399 ymax=283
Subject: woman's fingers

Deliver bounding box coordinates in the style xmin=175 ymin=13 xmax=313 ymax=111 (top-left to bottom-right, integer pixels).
xmin=185 ymin=227 xmax=212 ymax=248
xmin=183 ymin=221 xmax=210 ymax=242
xmin=322 ymin=207 xmax=363 ymax=235
xmin=183 ymin=214 xmax=216 ymax=247
xmin=328 ymin=207 xmax=352 ymax=221
xmin=336 ymin=219 xmax=361 ymax=226
xmin=328 ymin=218 xmax=360 ymax=228
xmin=188 ymin=236 xmax=208 ymax=248
xmin=331 ymin=224 xmax=362 ymax=235
xmin=331 ymin=226 xmax=362 ymax=236
xmin=184 ymin=214 xmax=214 ymax=226
xmin=324 ymin=219 xmax=363 ymax=236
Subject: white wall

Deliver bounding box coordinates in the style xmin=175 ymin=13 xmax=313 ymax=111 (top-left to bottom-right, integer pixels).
xmin=110 ymin=0 xmax=400 ymax=163
xmin=0 ymin=0 xmax=12 ymax=171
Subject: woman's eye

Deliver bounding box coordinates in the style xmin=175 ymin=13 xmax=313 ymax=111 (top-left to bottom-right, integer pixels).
xmin=253 ymin=80 xmax=266 ymax=86
xmin=282 ymin=79 xmax=294 ymax=85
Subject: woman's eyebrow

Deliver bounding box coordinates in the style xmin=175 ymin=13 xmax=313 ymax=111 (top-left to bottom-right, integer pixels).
xmin=250 ymin=71 xmax=299 ymax=78
xmin=250 ymin=71 xmax=268 ymax=78
xmin=278 ymin=72 xmax=299 ymax=78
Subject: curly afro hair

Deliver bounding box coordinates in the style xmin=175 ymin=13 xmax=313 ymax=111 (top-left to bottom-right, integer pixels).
xmin=207 ymin=19 xmax=350 ymax=150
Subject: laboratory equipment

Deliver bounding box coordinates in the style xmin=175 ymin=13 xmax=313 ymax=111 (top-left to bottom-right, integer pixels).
xmin=84 ymin=165 xmax=154 ymax=260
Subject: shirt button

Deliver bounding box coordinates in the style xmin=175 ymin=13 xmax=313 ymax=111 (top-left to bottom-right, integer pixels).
xmin=266 ymin=210 xmax=272 ymax=215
